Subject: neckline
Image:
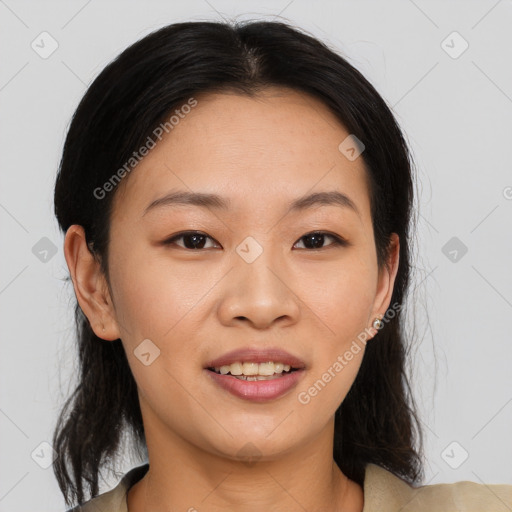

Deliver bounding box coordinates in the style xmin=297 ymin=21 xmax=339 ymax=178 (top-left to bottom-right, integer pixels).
xmin=119 ymin=462 xmax=391 ymax=511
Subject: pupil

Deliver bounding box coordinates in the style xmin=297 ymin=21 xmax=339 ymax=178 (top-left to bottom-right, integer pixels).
xmin=184 ymin=233 xmax=206 ymax=249
xmin=304 ymin=233 xmax=324 ymax=249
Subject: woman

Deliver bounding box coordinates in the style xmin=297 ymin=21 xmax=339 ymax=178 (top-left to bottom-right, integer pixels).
xmin=53 ymin=19 xmax=511 ymax=511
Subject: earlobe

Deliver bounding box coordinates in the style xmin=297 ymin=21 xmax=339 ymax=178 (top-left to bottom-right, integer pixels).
xmin=63 ymin=225 xmax=121 ymax=341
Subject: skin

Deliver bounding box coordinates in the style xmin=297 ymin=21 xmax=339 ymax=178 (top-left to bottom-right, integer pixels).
xmin=64 ymin=87 xmax=399 ymax=512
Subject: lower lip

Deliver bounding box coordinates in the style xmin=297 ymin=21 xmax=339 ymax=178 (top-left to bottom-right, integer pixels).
xmin=205 ymin=369 xmax=305 ymax=402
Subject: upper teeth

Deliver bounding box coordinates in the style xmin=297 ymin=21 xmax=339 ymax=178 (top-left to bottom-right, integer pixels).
xmin=214 ymin=362 xmax=292 ymax=376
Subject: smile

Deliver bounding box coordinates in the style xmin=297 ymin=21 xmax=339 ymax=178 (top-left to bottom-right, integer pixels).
xmin=208 ymin=361 xmax=297 ymax=380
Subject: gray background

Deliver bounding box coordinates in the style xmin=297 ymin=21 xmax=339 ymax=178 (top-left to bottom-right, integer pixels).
xmin=1 ymin=0 xmax=511 ymax=510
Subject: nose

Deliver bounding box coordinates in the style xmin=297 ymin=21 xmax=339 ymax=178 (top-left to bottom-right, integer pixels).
xmin=216 ymin=251 xmax=301 ymax=330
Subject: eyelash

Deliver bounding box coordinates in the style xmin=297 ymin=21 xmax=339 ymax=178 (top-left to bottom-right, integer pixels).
xmin=162 ymin=230 xmax=349 ymax=251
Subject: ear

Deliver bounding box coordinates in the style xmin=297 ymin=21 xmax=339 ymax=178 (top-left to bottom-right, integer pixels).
xmin=63 ymin=225 xmax=121 ymax=341
xmin=369 ymin=232 xmax=400 ymax=335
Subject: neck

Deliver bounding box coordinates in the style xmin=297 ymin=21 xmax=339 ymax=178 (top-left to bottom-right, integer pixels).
xmin=127 ymin=417 xmax=364 ymax=512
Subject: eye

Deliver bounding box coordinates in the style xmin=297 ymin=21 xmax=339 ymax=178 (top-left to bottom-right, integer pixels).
xmin=163 ymin=231 xmax=220 ymax=250
xmin=293 ymin=231 xmax=348 ymax=250
xmin=162 ymin=230 xmax=348 ymax=251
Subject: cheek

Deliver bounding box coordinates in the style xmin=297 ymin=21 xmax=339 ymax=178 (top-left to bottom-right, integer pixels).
xmin=109 ymin=254 xmax=210 ymax=416
xmin=109 ymin=248 xmax=210 ymax=342
xmin=296 ymin=252 xmax=377 ymax=341
xmin=291 ymin=254 xmax=374 ymax=407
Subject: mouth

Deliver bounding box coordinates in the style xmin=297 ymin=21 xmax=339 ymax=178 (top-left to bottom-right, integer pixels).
xmin=204 ymin=348 xmax=306 ymax=402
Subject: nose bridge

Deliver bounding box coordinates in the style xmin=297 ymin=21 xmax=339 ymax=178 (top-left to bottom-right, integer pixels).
xmin=239 ymin=247 xmax=283 ymax=298
xmin=218 ymin=235 xmax=299 ymax=328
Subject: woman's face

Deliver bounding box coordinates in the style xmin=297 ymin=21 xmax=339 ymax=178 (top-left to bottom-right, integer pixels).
xmin=84 ymin=87 xmax=399 ymax=461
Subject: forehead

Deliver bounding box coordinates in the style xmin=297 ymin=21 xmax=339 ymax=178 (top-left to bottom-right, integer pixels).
xmin=111 ymin=87 xmax=371 ymax=224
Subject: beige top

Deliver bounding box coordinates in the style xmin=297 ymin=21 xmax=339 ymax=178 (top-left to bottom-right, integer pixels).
xmin=66 ymin=462 xmax=512 ymax=511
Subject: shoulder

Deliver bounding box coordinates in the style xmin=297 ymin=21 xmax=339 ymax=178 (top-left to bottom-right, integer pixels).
xmin=63 ymin=463 xmax=149 ymax=512
xmin=363 ymin=463 xmax=512 ymax=512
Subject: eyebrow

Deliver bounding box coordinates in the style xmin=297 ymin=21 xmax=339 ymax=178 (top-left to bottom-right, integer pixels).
xmin=143 ymin=189 xmax=360 ymax=217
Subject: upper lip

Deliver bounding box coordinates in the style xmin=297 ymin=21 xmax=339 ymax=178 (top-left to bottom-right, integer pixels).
xmin=205 ymin=347 xmax=306 ymax=369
